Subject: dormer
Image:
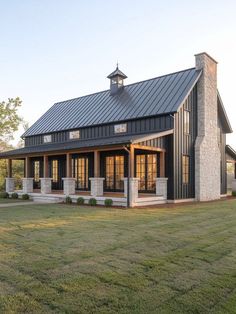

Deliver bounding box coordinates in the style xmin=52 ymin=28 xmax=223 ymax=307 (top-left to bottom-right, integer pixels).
xmin=107 ymin=65 xmax=127 ymax=95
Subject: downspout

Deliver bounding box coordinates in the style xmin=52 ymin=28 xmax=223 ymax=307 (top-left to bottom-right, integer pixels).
xmin=123 ymin=145 xmax=130 ymax=208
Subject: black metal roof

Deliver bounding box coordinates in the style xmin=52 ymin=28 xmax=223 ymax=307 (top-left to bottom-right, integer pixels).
xmin=217 ymin=92 xmax=233 ymax=133
xmin=107 ymin=66 xmax=128 ymax=79
xmin=0 ymin=132 xmax=169 ymax=158
xmin=226 ymin=145 xmax=236 ymax=161
xmin=22 ymin=68 xmax=201 ymax=137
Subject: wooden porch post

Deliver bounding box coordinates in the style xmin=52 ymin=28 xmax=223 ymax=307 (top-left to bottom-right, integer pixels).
xmin=160 ymin=152 xmax=165 ymax=177
xmin=94 ymin=150 xmax=100 ymax=177
xmin=7 ymin=159 xmax=12 ymax=178
xmin=25 ymin=157 xmax=31 ymax=178
xmin=66 ymin=153 xmax=72 ymax=177
xmin=43 ymin=155 xmax=49 ymax=177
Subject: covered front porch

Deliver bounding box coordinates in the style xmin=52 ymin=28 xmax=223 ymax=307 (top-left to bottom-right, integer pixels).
xmin=3 ymin=132 xmax=171 ymax=207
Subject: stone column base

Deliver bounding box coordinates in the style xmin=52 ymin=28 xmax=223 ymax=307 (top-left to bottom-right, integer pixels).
xmin=129 ymin=178 xmax=140 ymax=207
xmin=6 ymin=177 xmax=15 ymax=193
xmin=22 ymin=178 xmax=34 ymax=193
xmin=156 ymin=177 xmax=168 ymax=199
xmin=62 ymin=178 xmax=76 ymax=195
xmin=232 ymin=179 xmax=236 ymax=193
xmin=123 ymin=178 xmax=128 ymax=197
xmin=40 ymin=178 xmax=52 ymax=194
xmin=89 ymin=178 xmax=105 ymax=197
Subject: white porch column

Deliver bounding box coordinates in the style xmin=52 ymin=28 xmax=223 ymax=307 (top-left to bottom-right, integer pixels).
xmin=232 ymin=179 xmax=236 ymax=193
xmin=89 ymin=178 xmax=105 ymax=197
xmin=156 ymin=177 xmax=168 ymax=199
xmin=40 ymin=178 xmax=52 ymax=194
xmin=22 ymin=178 xmax=34 ymax=193
xmin=6 ymin=178 xmax=15 ymax=193
xmin=62 ymin=178 xmax=76 ymax=195
xmin=129 ymin=178 xmax=140 ymax=207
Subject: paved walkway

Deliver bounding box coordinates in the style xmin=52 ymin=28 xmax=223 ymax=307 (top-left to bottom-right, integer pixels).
xmin=0 ymin=202 xmax=34 ymax=208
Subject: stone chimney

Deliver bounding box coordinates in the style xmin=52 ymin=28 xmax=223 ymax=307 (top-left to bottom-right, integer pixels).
xmin=194 ymin=52 xmax=221 ymax=201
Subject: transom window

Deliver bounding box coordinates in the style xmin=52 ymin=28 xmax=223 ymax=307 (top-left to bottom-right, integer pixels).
xmin=43 ymin=135 xmax=52 ymax=143
xmin=69 ymin=130 xmax=80 ymax=140
xmin=184 ymin=110 xmax=190 ymax=134
xmin=114 ymin=123 xmax=127 ymax=134
xmin=182 ymin=155 xmax=189 ymax=184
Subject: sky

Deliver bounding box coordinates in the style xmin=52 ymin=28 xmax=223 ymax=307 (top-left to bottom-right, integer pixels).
xmin=0 ymin=0 xmax=236 ymax=147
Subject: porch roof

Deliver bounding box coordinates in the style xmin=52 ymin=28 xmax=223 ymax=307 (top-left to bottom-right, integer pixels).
xmin=0 ymin=130 xmax=173 ymax=158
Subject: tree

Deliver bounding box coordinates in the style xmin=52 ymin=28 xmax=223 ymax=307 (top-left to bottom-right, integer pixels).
xmin=0 ymin=97 xmax=24 ymax=190
xmin=0 ymin=97 xmax=22 ymax=142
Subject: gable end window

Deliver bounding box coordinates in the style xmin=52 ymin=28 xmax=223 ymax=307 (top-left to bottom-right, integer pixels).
xmin=69 ymin=130 xmax=80 ymax=140
xmin=43 ymin=135 xmax=52 ymax=143
xmin=184 ymin=110 xmax=190 ymax=134
xmin=182 ymin=155 xmax=189 ymax=184
xmin=114 ymin=123 xmax=127 ymax=134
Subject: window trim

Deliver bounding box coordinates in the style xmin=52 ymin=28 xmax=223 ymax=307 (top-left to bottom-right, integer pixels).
xmin=43 ymin=134 xmax=52 ymax=143
xmin=114 ymin=123 xmax=127 ymax=134
xmin=69 ymin=130 xmax=80 ymax=140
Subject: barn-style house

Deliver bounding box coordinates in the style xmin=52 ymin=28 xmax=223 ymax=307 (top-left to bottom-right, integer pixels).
xmin=0 ymin=52 xmax=234 ymax=207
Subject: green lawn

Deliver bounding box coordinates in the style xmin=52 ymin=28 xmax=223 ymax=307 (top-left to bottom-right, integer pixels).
xmin=1 ymin=200 xmax=236 ymax=313
xmin=0 ymin=198 xmax=31 ymax=204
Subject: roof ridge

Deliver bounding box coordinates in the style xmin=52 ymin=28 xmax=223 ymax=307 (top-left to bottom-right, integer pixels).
xmin=55 ymin=67 xmax=196 ymax=105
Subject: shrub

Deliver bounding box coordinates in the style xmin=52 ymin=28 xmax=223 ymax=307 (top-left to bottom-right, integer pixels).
xmin=77 ymin=197 xmax=85 ymax=205
xmin=22 ymin=194 xmax=30 ymax=200
xmin=88 ymin=198 xmax=97 ymax=206
xmin=232 ymin=191 xmax=236 ymax=197
xmin=104 ymin=199 xmax=113 ymax=207
xmin=0 ymin=192 xmax=9 ymax=199
xmin=65 ymin=196 xmax=72 ymax=204
xmin=11 ymin=192 xmax=19 ymax=199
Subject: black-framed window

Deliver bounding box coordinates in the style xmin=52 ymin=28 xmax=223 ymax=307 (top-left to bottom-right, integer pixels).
xmin=184 ymin=110 xmax=190 ymax=134
xmin=34 ymin=161 xmax=40 ymax=182
xmin=182 ymin=155 xmax=189 ymax=184
xmin=105 ymin=155 xmax=124 ymax=191
xmin=135 ymin=152 xmax=158 ymax=192
xmin=52 ymin=160 xmax=58 ymax=183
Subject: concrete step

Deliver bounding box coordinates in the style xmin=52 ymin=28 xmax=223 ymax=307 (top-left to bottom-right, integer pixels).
xmin=32 ymin=196 xmax=62 ymax=204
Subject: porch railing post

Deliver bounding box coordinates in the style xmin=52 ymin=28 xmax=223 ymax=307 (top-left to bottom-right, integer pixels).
xmin=156 ymin=178 xmax=168 ymax=199
xmin=62 ymin=153 xmax=75 ymax=195
xmin=40 ymin=155 xmax=52 ymax=194
xmin=89 ymin=178 xmax=105 ymax=197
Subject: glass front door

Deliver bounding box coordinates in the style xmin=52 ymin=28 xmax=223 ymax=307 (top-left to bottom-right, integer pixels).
xmin=136 ymin=153 xmax=158 ymax=192
xmin=105 ymin=155 xmax=124 ymax=191
xmin=73 ymin=157 xmax=89 ymax=190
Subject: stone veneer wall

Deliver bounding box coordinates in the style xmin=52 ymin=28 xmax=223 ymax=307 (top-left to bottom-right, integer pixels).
xmin=195 ymin=53 xmax=221 ymax=201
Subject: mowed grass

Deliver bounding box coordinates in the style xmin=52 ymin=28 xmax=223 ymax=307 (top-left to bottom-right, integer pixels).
xmin=1 ymin=200 xmax=236 ymax=313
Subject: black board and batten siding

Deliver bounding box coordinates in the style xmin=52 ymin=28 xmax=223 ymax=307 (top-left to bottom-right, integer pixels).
xmin=172 ymin=86 xmax=198 ymax=200
xmin=24 ymin=115 xmax=173 ymax=147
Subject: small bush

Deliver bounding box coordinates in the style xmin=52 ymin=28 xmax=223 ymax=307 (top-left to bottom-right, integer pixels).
xmin=22 ymin=194 xmax=30 ymax=200
xmin=11 ymin=192 xmax=19 ymax=199
xmin=232 ymin=191 xmax=236 ymax=197
xmin=0 ymin=192 xmax=9 ymax=199
xmin=104 ymin=199 xmax=113 ymax=207
xmin=88 ymin=198 xmax=97 ymax=206
xmin=65 ymin=196 xmax=72 ymax=204
xmin=77 ymin=197 xmax=85 ymax=205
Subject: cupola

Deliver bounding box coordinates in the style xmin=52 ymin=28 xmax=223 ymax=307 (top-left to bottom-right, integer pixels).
xmin=107 ymin=64 xmax=127 ymax=95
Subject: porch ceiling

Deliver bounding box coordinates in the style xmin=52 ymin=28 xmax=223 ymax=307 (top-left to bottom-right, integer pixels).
xmin=0 ymin=130 xmax=173 ymax=158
